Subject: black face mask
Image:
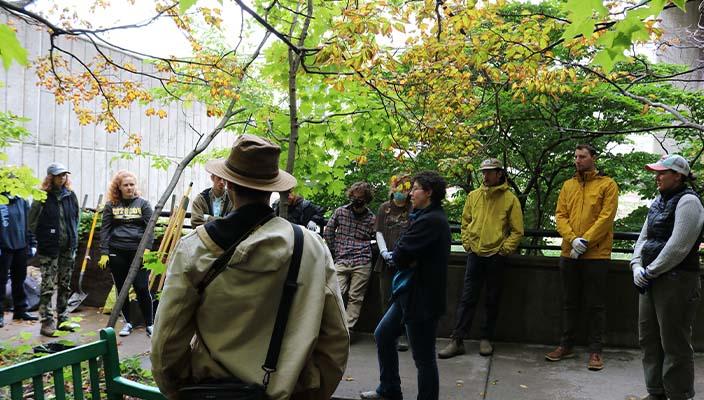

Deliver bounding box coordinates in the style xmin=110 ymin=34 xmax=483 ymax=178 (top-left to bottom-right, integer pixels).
xmin=351 ymin=199 xmax=365 ymax=208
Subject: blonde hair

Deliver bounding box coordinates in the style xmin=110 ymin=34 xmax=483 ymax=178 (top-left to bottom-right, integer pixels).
xmin=41 ymin=174 xmax=73 ymax=192
xmin=107 ymin=170 xmax=140 ymax=204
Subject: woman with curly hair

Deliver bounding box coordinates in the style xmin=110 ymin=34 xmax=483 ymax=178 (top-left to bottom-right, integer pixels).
xmin=375 ymin=174 xmax=413 ymax=351
xmin=29 ymin=162 xmax=80 ymax=337
xmin=98 ymin=170 xmax=154 ymax=337
xmin=363 ymin=171 xmax=451 ymax=400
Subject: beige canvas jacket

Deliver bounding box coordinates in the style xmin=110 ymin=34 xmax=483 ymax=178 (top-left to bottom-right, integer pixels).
xmin=151 ymin=217 xmax=349 ymax=400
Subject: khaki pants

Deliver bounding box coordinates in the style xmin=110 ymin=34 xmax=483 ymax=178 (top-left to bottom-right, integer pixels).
xmin=336 ymin=263 xmax=371 ymax=329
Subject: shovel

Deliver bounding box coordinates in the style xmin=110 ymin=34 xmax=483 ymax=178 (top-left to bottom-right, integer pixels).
xmin=67 ymin=194 xmax=103 ymax=313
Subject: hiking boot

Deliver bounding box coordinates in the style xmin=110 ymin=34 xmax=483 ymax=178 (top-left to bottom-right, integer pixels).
xmin=479 ymin=339 xmax=494 ymax=356
xmin=119 ymin=323 xmax=133 ymax=337
xmin=13 ymin=311 xmax=39 ymax=321
xmin=438 ymin=338 xmax=465 ymax=359
xmin=57 ymin=319 xmax=80 ymax=332
xmin=397 ymin=336 xmax=408 ymax=352
xmin=146 ymin=325 xmax=154 ymax=337
xmin=641 ymin=395 xmax=667 ymax=400
xmin=587 ymin=352 xmax=604 ymax=371
xmin=545 ymin=346 xmax=575 ymax=361
xmin=40 ymin=320 xmax=57 ymax=337
xmin=360 ymin=390 xmax=390 ymax=400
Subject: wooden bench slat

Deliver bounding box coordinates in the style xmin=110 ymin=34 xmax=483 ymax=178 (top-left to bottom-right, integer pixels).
xmin=71 ymin=362 xmax=84 ymax=400
xmin=32 ymin=375 xmax=45 ymax=400
xmin=88 ymin=358 xmax=101 ymax=400
xmin=53 ymin=368 xmax=66 ymax=400
xmin=10 ymin=381 xmax=22 ymax=400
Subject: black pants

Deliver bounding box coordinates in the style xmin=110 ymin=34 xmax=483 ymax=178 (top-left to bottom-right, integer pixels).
xmin=0 ymin=248 xmax=28 ymax=314
xmin=451 ymin=253 xmax=505 ymax=340
xmin=108 ymin=247 xmax=153 ymax=325
xmin=559 ymin=257 xmax=609 ymax=353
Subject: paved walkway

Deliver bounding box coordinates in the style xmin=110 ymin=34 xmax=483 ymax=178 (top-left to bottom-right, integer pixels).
xmin=3 ymin=308 xmax=704 ymax=399
xmin=334 ymin=335 xmax=704 ymax=400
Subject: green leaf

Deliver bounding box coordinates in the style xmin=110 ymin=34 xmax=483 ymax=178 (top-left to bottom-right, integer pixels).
xmin=0 ymin=24 xmax=28 ymax=70
xmin=672 ymin=0 xmax=687 ymax=11
xmin=179 ymin=0 xmax=198 ymax=14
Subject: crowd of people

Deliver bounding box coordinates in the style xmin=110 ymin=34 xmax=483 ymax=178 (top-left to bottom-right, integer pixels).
xmin=0 ymin=136 xmax=701 ymax=400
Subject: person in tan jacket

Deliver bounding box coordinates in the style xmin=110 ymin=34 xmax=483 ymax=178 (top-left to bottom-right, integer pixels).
xmin=438 ymin=158 xmax=523 ymax=359
xmin=190 ymin=173 xmax=235 ymax=227
xmin=151 ymin=135 xmax=349 ymax=400
xmin=545 ymin=144 xmax=619 ymax=371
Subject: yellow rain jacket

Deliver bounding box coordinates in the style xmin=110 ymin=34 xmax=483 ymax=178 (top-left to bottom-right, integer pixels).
xmin=461 ymin=182 xmax=524 ymax=256
xmin=555 ymin=170 xmax=619 ymax=259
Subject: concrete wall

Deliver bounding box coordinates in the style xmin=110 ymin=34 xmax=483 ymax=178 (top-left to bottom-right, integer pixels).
xmin=0 ymin=12 xmax=235 ymax=209
xmin=354 ymin=253 xmax=704 ymax=350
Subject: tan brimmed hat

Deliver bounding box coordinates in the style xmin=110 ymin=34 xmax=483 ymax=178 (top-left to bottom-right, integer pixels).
xmin=205 ymin=134 xmax=296 ymax=192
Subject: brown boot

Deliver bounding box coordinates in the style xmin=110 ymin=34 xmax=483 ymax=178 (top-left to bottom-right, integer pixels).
xmin=438 ymin=338 xmax=465 ymax=359
xmin=40 ymin=319 xmax=57 ymax=337
xmin=587 ymin=352 xmax=604 ymax=371
xmin=545 ymin=346 xmax=575 ymax=361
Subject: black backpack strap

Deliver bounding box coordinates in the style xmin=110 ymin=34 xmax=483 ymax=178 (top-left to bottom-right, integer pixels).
xmin=197 ymin=213 xmax=274 ymax=294
xmin=261 ymin=223 xmax=304 ymax=387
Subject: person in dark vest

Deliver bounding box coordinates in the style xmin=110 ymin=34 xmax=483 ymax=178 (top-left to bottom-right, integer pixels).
xmin=631 ymin=154 xmax=704 ymax=400
xmin=28 ymin=162 xmax=80 ymax=337
xmin=0 ymin=194 xmax=39 ymax=327
xmin=97 ymin=170 xmax=155 ymax=337
xmin=190 ymin=173 xmax=235 ymax=228
xmin=272 ymin=191 xmax=326 ymax=232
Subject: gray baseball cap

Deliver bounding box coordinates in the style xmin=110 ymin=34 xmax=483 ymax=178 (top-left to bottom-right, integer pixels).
xmin=645 ymin=154 xmax=690 ymax=176
xmin=47 ymin=162 xmax=70 ymax=176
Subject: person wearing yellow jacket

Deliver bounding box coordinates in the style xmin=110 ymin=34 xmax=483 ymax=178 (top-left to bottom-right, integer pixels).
xmin=438 ymin=158 xmax=523 ymax=359
xmin=545 ymin=144 xmax=619 ymax=372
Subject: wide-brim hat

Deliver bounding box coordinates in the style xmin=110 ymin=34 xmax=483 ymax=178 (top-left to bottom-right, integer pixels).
xmin=645 ymin=154 xmax=690 ymax=176
xmin=205 ymin=134 xmax=296 ymax=192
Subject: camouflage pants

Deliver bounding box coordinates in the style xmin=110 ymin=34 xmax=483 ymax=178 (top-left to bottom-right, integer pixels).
xmin=38 ymin=248 xmax=76 ymax=322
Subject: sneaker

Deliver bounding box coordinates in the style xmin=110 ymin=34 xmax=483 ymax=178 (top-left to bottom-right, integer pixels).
xmin=545 ymin=346 xmax=575 ymax=361
xmin=396 ymin=336 xmax=408 ymax=352
xmin=438 ymin=338 xmax=465 ymax=359
xmin=146 ymin=325 xmax=153 ymax=337
xmin=360 ymin=390 xmax=389 ymax=400
xmin=119 ymin=323 xmax=133 ymax=337
xmin=587 ymin=352 xmax=604 ymax=371
xmin=13 ymin=311 xmax=39 ymax=321
xmin=57 ymin=320 xmax=80 ymax=332
xmin=479 ymin=339 xmax=494 ymax=356
xmin=40 ymin=320 xmax=57 ymax=337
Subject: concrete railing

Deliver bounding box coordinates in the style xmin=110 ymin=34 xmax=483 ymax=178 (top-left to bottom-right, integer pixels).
xmin=354 ymin=253 xmax=704 ymax=351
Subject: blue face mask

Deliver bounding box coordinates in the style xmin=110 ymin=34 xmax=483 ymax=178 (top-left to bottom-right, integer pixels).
xmin=392 ymin=192 xmax=407 ymax=201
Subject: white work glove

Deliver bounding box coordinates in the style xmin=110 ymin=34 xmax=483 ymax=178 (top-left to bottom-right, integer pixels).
xmin=569 ymin=248 xmax=580 ymax=259
xmin=306 ymin=221 xmax=318 ymax=231
xmin=203 ymin=214 xmax=212 ymax=221
xmin=571 ymin=237 xmax=589 ymax=255
xmin=633 ymin=266 xmax=650 ymax=288
xmin=30 ymin=247 xmax=37 ymax=257
xmin=380 ymin=250 xmax=394 ymax=265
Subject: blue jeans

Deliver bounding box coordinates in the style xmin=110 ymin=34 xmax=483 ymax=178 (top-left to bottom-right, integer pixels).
xmin=374 ymin=301 xmax=439 ymax=400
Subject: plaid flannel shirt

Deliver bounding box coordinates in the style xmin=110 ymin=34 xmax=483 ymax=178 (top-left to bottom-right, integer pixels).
xmin=323 ymin=204 xmax=376 ymax=266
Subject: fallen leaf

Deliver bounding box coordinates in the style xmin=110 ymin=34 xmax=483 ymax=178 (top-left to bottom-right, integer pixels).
xmin=344 ymin=376 xmax=355 ymax=381
xmin=520 ymin=384 xmax=528 ymax=389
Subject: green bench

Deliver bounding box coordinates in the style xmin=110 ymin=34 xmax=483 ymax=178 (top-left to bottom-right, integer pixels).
xmin=0 ymin=327 xmax=165 ymax=400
